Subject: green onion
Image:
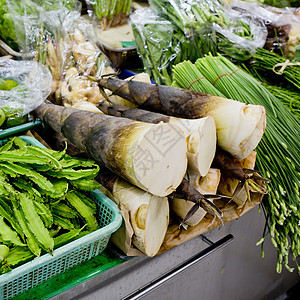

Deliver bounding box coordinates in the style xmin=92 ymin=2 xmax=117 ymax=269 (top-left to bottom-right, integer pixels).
xmin=90 ymin=0 xmax=133 ymax=30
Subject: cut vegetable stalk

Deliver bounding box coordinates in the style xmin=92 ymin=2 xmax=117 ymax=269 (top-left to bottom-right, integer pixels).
xmin=34 ymin=103 xmax=188 ymax=197
xmin=97 ymin=171 xmax=169 ymax=257
xmin=97 ymin=77 xmax=266 ymax=160
xmin=98 ymin=103 xmax=216 ymax=177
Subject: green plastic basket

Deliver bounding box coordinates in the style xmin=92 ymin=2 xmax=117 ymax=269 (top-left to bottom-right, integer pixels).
xmin=0 ymin=136 xmax=123 ymax=300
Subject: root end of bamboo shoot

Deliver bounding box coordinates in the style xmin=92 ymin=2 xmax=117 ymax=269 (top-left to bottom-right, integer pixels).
xmin=133 ymin=122 xmax=187 ymax=196
xmin=113 ymin=178 xmax=169 ymax=257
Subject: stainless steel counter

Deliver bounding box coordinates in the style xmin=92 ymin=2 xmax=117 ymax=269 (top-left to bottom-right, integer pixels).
xmin=52 ymin=206 xmax=299 ymax=300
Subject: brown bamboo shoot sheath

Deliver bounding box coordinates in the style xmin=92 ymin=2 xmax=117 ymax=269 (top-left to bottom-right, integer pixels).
xmin=170 ymin=169 xmax=221 ymax=226
xmin=34 ymin=103 xmax=188 ymax=197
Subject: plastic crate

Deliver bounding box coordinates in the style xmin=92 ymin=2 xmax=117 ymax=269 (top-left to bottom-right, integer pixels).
xmin=0 ymin=136 xmax=123 ymax=300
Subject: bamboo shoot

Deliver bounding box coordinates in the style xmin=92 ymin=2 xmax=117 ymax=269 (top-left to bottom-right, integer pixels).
xmin=34 ymin=103 xmax=188 ymax=197
xmin=97 ymin=171 xmax=169 ymax=257
xmin=98 ymin=77 xmax=266 ymax=160
xmin=98 ymin=103 xmax=216 ymax=177
xmin=170 ymin=169 xmax=221 ymax=226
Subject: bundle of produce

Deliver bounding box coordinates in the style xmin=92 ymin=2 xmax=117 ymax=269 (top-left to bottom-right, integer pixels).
xmin=173 ymin=54 xmax=300 ymax=273
xmin=34 ymin=103 xmax=188 ymax=197
xmin=130 ymin=1 xmax=266 ymax=84
xmin=96 ymin=76 xmax=266 ymax=161
xmin=252 ymin=47 xmax=300 ymax=91
xmin=2 ymin=0 xmax=110 ymax=113
xmin=28 ymin=9 xmax=110 ymax=106
xmin=34 ymin=102 xmax=226 ymax=231
xmin=242 ymin=64 xmax=300 ymax=120
xmin=96 ymin=77 xmax=267 ymax=223
xmin=86 ymin=0 xmax=133 ymax=30
xmin=0 ymin=0 xmax=81 ymax=52
xmin=262 ymin=84 xmax=300 ymax=119
xmin=51 ymin=28 xmax=108 ymax=107
xmin=0 ymin=136 xmax=100 ymax=274
xmin=229 ymin=0 xmax=295 ymax=57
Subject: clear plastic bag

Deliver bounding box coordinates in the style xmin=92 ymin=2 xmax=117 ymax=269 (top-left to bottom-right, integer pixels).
xmin=149 ymin=0 xmax=267 ymax=52
xmin=230 ymin=0 xmax=300 ymax=57
xmin=50 ymin=19 xmax=113 ymax=108
xmin=4 ymin=0 xmax=82 ymax=54
xmin=131 ymin=1 xmax=267 ymax=85
xmin=0 ymin=58 xmax=52 ymax=117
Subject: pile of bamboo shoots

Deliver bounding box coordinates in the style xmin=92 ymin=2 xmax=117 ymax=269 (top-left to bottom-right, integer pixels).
xmin=34 ymin=75 xmax=267 ymax=257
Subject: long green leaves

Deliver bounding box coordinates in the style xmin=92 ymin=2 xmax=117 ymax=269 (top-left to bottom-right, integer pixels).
xmin=252 ymin=48 xmax=300 ymax=91
xmin=172 ymin=54 xmax=300 ymax=273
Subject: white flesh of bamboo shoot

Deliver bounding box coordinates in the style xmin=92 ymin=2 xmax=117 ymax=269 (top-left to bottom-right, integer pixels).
xmin=130 ymin=122 xmax=187 ymax=196
xmin=211 ymin=102 xmax=266 ymax=160
xmin=169 ymin=116 xmax=216 ymax=177
xmin=113 ymin=178 xmax=169 ymax=257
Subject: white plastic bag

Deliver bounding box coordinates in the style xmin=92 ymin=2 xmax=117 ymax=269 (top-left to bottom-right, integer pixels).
xmin=0 ymin=58 xmax=52 ymax=115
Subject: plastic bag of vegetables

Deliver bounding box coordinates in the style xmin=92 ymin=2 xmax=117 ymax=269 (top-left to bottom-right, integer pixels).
xmin=1 ymin=0 xmax=81 ymax=54
xmin=130 ymin=0 xmax=267 ymax=85
xmin=0 ymin=59 xmax=52 ymax=128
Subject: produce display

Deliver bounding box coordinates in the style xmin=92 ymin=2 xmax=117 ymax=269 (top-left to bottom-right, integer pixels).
xmin=0 ymin=0 xmax=80 ymax=52
xmin=130 ymin=0 xmax=266 ymax=84
xmin=0 ymin=136 xmax=100 ymax=274
xmin=252 ymin=47 xmax=300 ymax=90
xmin=0 ymin=0 xmax=299 ymax=296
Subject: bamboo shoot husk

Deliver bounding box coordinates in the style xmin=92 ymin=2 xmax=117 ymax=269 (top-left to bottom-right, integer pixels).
xmin=170 ymin=169 xmax=221 ymax=226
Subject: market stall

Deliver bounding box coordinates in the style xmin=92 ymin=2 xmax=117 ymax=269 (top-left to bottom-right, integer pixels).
xmin=0 ymin=0 xmax=299 ymax=299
